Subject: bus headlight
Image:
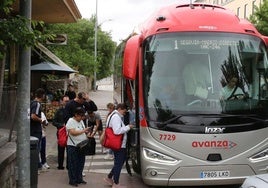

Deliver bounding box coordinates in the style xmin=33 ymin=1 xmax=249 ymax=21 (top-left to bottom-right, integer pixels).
xmin=143 ymin=148 xmax=178 ymax=164
xmin=249 ymin=148 xmax=268 ymax=162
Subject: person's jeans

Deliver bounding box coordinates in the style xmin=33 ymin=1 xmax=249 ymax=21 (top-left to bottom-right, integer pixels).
xmin=58 ymin=144 xmax=65 ymax=168
xmin=57 ymin=130 xmax=66 ymax=168
xmin=40 ymin=136 xmax=46 ymax=164
xmin=108 ymin=148 xmax=127 ymax=184
xmin=67 ymin=145 xmax=85 ymax=184
xmin=108 ymin=149 xmax=114 ymax=155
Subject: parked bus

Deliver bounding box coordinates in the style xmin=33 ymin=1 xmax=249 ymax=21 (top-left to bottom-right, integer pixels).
xmin=120 ymin=3 xmax=268 ymax=187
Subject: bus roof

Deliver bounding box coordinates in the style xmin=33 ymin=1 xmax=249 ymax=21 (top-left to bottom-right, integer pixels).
xmin=123 ymin=3 xmax=268 ymax=80
xmin=139 ymin=3 xmax=261 ymax=39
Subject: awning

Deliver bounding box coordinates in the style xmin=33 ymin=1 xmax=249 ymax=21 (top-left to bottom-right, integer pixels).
xmin=35 ymin=43 xmax=72 ymax=69
xmin=31 ymin=61 xmax=77 ymax=74
xmin=12 ymin=0 xmax=82 ymax=23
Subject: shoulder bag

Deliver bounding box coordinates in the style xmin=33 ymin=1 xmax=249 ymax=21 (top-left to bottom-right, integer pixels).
xmin=100 ymin=113 xmax=123 ymax=151
xmin=69 ymin=124 xmax=96 ymax=155
xmin=76 ymin=137 xmax=96 ymax=155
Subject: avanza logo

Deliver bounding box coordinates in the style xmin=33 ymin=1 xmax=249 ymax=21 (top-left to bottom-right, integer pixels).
xmin=192 ymin=140 xmax=237 ymax=149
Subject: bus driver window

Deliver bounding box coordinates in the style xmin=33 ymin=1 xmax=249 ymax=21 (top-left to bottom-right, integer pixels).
xmin=220 ymin=76 xmax=244 ymax=100
xmin=182 ymin=59 xmax=210 ymax=100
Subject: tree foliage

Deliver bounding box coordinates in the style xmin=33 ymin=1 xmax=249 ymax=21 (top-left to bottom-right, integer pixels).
xmin=0 ymin=0 xmax=53 ymax=60
xmin=0 ymin=0 xmax=15 ymax=16
xmin=44 ymin=18 xmax=116 ymax=79
xmin=249 ymin=0 xmax=268 ymax=36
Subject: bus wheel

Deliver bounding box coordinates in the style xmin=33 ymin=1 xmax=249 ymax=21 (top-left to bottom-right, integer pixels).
xmin=130 ymin=148 xmax=141 ymax=174
xmin=132 ymin=158 xmax=141 ymax=174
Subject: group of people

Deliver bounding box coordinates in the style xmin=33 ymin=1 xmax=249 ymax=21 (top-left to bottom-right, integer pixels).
xmin=30 ymin=86 xmax=134 ymax=188
xmin=52 ymin=90 xmax=98 ymax=186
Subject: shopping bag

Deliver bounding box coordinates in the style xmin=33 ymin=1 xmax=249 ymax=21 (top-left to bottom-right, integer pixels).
xmin=101 ymin=127 xmax=123 ymax=151
xmin=58 ymin=126 xmax=67 ymax=147
xmin=77 ymin=137 xmax=96 ymax=155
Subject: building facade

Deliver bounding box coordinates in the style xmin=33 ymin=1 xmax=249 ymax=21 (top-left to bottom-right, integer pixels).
xmin=195 ymin=0 xmax=263 ymax=19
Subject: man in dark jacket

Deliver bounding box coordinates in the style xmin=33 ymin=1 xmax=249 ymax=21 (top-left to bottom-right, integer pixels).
xmin=64 ymin=92 xmax=98 ymax=124
xmin=52 ymin=95 xmax=69 ymax=169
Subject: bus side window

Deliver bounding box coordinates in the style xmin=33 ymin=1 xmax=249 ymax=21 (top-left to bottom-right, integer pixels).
xmin=260 ymin=74 xmax=268 ymax=99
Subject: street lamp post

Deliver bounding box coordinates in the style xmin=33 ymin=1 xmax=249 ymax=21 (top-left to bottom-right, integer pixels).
xmin=93 ymin=0 xmax=112 ymax=91
xmin=93 ymin=0 xmax=98 ymax=91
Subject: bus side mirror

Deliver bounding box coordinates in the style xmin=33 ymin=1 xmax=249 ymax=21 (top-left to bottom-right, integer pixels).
xmin=123 ymin=35 xmax=141 ymax=80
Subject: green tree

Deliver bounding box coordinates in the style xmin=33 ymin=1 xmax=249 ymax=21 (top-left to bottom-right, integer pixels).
xmin=0 ymin=0 xmax=53 ymax=117
xmin=44 ymin=18 xmax=116 ymax=79
xmin=250 ymin=0 xmax=268 ymax=35
xmin=0 ymin=0 xmax=50 ymax=60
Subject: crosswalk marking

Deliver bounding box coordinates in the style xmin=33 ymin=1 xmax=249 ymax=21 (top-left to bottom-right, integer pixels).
xmin=89 ymin=161 xmax=113 ymax=166
xmin=89 ymin=169 xmax=129 ymax=174
xmin=88 ymin=154 xmax=110 ymax=160
xmin=84 ymin=145 xmax=131 ymax=174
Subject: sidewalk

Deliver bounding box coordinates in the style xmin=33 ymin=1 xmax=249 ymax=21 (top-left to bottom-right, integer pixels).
xmin=38 ymin=87 xmax=146 ymax=188
xmin=38 ymin=170 xmax=143 ymax=188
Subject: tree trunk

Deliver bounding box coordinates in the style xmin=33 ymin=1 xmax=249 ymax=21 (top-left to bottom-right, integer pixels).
xmin=0 ymin=45 xmax=6 ymax=111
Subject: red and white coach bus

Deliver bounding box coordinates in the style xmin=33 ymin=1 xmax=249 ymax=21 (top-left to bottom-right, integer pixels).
xmin=121 ymin=3 xmax=268 ymax=187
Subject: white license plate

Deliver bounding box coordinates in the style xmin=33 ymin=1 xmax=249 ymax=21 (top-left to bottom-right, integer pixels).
xmin=200 ymin=170 xmax=230 ymax=178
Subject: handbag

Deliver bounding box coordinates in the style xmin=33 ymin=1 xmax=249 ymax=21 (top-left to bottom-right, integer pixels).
xmin=76 ymin=137 xmax=96 ymax=156
xmin=102 ymin=128 xmax=123 ymax=151
xmin=69 ymin=122 xmax=96 ymax=155
xmin=100 ymin=113 xmax=123 ymax=151
xmin=57 ymin=126 xmax=67 ymax=147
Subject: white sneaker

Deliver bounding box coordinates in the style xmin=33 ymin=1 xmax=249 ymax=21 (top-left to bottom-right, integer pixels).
xmin=42 ymin=162 xmax=50 ymax=169
xmin=104 ymin=154 xmax=114 ymax=160
xmin=39 ymin=166 xmax=47 ymax=173
xmin=82 ymin=172 xmax=86 ymax=177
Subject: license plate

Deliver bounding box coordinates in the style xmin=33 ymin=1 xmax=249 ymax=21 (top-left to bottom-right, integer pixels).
xmin=200 ymin=170 xmax=230 ymax=178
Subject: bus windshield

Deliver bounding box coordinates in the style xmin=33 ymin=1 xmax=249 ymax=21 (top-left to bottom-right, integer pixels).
xmin=143 ymin=32 xmax=268 ymax=128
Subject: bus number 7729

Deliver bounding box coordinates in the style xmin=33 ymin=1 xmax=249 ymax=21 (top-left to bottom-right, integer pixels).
xmin=159 ymin=134 xmax=176 ymax=141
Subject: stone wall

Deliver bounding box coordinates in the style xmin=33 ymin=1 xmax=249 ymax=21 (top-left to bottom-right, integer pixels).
xmin=70 ymin=74 xmax=92 ymax=93
xmin=46 ymin=74 xmax=92 ymax=98
xmin=0 ymin=142 xmax=16 ymax=188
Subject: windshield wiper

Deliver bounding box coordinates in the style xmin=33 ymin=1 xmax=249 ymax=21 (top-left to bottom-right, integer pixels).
xmin=155 ymin=115 xmax=183 ymax=125
xmin=154 ymin=113 xmax=240 ymax=125
xmin=154 ymin=113 xmax=218 ymax=125
xmin=238 ymin=115 xmax=267 ymax=122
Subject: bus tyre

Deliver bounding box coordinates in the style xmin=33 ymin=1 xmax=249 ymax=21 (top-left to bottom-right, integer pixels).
xmin=132 ymin=158 xmax=141 ymax=174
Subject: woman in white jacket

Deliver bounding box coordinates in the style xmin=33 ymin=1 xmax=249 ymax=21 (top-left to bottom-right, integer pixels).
xmin=104 ymin=103 xmax=134 ymax=188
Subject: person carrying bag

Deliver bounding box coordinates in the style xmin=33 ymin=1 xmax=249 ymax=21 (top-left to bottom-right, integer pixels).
xmin=66 ymin=107 xmax=92 ymax=186
xmin=103 ymin=103 xmax=134 ymax=188
xmin=100 ymin=113 xmax=123 ymax=151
